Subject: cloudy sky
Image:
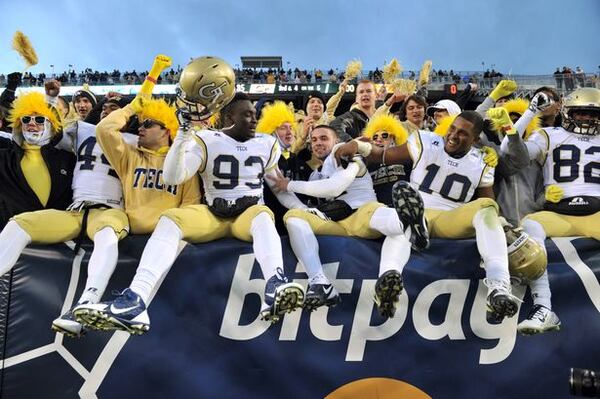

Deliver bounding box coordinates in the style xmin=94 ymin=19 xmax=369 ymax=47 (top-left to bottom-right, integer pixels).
xmin=1 ymin=0 xmax=598 ymax=76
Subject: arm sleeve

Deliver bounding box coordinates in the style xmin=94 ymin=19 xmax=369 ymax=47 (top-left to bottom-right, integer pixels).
xmin=265 ymin=139 xmax=282 ymax=172
xmin=495 ymin=134 xmax=530 ymax=178
xmin=96 ymin=105 xmax=136 ymax=174
xmin=162 ymin=131 xmax=204 ymax=185
xmin=523 ymin=131 xmax=548 ymax=163
xmin=475 ymin=96 xmax=495 ymax=117
xmin=373 ymin=103 xmax=391 ymax=118
xmin=478 ymin=165 xmax=495 ymax=188
xmin=287 ymin=162 xmax=359 ymax=198
xmin=514 ymin=109 xmax=536 ymax=138
xmin=264 ymin=168 xmax=307 ymax=209
xmin=325 ymin=86 xmax=345 ymax=121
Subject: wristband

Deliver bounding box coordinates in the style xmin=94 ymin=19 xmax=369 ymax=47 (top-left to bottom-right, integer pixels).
xmin=354 ymin=139 xmax=372 ymax=157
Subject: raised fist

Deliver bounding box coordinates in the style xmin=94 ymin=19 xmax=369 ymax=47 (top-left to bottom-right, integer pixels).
xmin=528 ymin=92 xmax=553 ymax=113
xmin=7 ymin=72 xmax=22 ymax=90
xmin=44 ymin=79 xmax=61 ymax=97
xmin=487 ymin=107 xmax=516 ymax=135
xmin=490 ymin=80 xmax=517 ymax=101
xmin=154 ymin=54 xmax=172 ymax=69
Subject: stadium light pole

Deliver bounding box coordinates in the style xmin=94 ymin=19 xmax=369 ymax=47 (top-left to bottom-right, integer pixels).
xmin=50 ymin=64 xmax=55 ymax=78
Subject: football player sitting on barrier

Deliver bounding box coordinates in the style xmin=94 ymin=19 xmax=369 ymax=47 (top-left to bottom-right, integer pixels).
xmin=517 ymin=87 xmax=600 ymax=335
xmin=335 ymin=110 xmax=521 ymax=323
xmin=268 ymin=124 xmax=426 ymax=317
xmin=72 ymin=56 xmax=201 ymax=335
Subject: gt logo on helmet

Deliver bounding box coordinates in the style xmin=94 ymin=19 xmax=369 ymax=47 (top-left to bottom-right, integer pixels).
xmin=199 ymin=81 xmax=228 ymax=101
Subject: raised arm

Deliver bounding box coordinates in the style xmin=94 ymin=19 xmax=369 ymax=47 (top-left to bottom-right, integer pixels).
xmin=162 ymin=130 xmax=203 ymax=185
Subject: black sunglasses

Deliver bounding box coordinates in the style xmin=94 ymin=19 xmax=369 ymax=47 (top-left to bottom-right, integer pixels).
xmin=141 ymin=119 xmax=166 ymax=129
xmin=21 ymin=115 xmax=47 ymax=125
xmin=372 ymin=132 xmax=390 ymax=140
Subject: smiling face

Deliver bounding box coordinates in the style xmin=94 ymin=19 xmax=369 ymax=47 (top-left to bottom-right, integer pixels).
xmin=310 ymin=126 xmax=337 ymax=160
xmin=443 ymin=116 xmax=478 ymax=156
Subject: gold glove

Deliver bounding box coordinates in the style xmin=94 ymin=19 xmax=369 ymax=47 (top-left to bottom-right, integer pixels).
xmin=482 ymin=146 xmax=498 ymax=167
xmin=490 ymin=80 xmax=517 ymax=101
xmin=545 ymin=185 xmax=564 ymax=203
xmin=487 ymin=107 xmax=517 ymax=135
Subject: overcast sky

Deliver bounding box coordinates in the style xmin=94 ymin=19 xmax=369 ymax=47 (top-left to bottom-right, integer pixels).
xmin=1 ymin=0 xmax=599 ymax=76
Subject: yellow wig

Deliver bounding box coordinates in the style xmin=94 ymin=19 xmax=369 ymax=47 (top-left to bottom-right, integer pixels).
xmin=362 ymin=114 xmax=408 ymax=145
xmin=138 ymin=98 xmax=179 ymax=140
xmin=256 ymin=101 xmax=296 ymax=134
xmin=434 ymin=115 xmax=458 ymax=136
xmin=494 ymin=99 xmax=541 ymax=139
xmin=8 ymin=92 xmax=62 ymax=133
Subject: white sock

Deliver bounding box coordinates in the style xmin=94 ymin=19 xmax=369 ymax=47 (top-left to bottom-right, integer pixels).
xmin=250 ymin=212 xmax=283 ymax=281
xmin=529 ymin=270 xmax=552 ymax=309
xmin=522 ymin=218 xmax=547 ymax=247
xmin=130 ymin=216 xmax=183 ymax=304
xmin=79 ymin=227 xmax=119 ymax=304
xmin=473 ymin=207 xmax=510 ymax=283
xmin=286 ymin=217 xmax=328 ymax=283
xmin=0 ymin=220 xmax=32 ymax=276
xmin=369 ymin=207 xmax=404 ymax=236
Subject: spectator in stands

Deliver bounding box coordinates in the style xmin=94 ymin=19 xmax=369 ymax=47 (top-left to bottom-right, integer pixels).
xmin=398 ymin=94 xmax=427 ymax=133
xmin=554 ymin=67 xmax=563 ymax=90
xmin=330 ymin=79 xmax=377 ymax=141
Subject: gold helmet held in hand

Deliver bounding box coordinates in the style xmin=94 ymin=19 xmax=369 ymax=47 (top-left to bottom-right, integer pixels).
xmin=561 ymin=87 xmax=600 ymax=135
xmin=176 ymin=56 xmax=236 ymax=121
xmin=505 ymin=227 xmax=547 ymax=284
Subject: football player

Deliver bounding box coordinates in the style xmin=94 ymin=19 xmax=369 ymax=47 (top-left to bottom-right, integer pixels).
xmin=268 ymin=124 xmax=425 ymax=317
xmin=335 ymin=110 xmax=520 ymax=323
xmin=517 ymin=87 xmax=600 ymax=335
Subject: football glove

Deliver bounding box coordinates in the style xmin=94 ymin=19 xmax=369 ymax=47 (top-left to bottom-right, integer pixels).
xmin=490 ymin=80 xmax=517 ymax=101
xmin=528 ymin=92 xmax=553 ymax=113
xmin=487 ymin=107 xmax=517 ymax=135
xmin=482 ymin=146 xmax=499 ymax=167
xmin=545 ymin=185 xmax=564 ymax=203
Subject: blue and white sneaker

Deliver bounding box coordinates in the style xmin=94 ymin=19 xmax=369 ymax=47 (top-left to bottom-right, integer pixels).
xmin=304 ymin=283 xmax=341 ymax=311
xmin=51 ymin=307 xmax=86 ymax=338
xmin=74 ymin=288 xmax=150 ymax=335
xmin=392 ymin=181 xmax=429 ymax=251
xmin=261 ymin=268 xmax=305 ymax=323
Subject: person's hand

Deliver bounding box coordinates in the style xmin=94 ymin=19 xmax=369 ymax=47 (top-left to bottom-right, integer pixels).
xmin=128 ymin=96 xmax=145 ymax=114
xmin=339 ymin=79 xmax=349 ymax=93
xmin=490 ymin=79 xmax=517 ymax=101
xmin=334 ymin=140 xmax=360 ymax=165
xmin=386 ymin=89 xmax=406 ymax=107
xmin=528 ymin=92 xmax=553 ymax=113
xmin=545 ymin=185 xmax=563 ymax=203
xmin=105 ymin=91 xmax=121 ymax=100
xmin=302 ymin=118 xmax=316 ymax=136
xmin=305 ymin=208 xmax=330 ymax=221
xmin=481 ymin=146 xmax=499 ymax=167
xmin=351 ymin=155 xmax=367 ymax=176
xmin=44 ymin=79 xmax=61 ymax=97
xmin=487 ymin=107 xmax=517 ymax=135
xmin=265 ymin=169 xmax=290 ymax=193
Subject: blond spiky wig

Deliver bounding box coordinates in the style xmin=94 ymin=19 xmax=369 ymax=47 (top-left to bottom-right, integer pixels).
xmin=494 ymin=99 xmax=540 ymax=138
xmin=138 ymin=98 xmax=179 ymax=140
xmin=8 ymin=92 xmax=62 ymax=133
xmin=256 ymin=101 xmax=296 ymax=134
xmin=362 ymin=114 xmax=408 ymax=145
xmin=434 ymin=115 xmax=458 ymax=136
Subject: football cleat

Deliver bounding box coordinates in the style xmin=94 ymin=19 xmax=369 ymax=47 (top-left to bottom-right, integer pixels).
xmin=51 ymin=307 xmax=86 ymax=338
xmin=392 ymin=181 xmax=429 ymax=251
xmin=261 ymin=268 xmax=305 ymax=324
xmin=484 ymin=278 xmax=520 ymax=324
xmin=517 ymin=304 xmax=561 ymax=335
xmin=304 ymin=283 xmax=342 ymax=311
xmin=374 ymin=270 xmax=404 ymax=319
xmin=74 ymin=288 xmax=150 ymax=335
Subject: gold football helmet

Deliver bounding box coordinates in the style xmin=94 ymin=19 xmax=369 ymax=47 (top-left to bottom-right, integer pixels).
xmin=505 ymin=227 xmax=547 ymax=284
xmin=176 ymin=56 xmax=236 ymax=121
xmin=562 ymin=87 xmax=600 ymax=135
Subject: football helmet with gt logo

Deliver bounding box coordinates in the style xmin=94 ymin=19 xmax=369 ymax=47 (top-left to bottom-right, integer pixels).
xmin=505 ymin=226 xmax=547 ymax=284
xmin=176 ymin=56 xmax=236 ymax=122
xmin=562 ymin=87 xmax=600 ymax=135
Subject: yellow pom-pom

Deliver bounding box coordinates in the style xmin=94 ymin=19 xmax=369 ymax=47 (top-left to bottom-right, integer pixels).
xmin=383 ymin=58 xmax=403 ymax=84
xmin=362 ymin=114 xmax=408 ymax=146
xmin=434 ymin=115 xmax=457 ymax=136
xmin=345 ymin=59 xmax=362 ymax=80
xmin=418 ymin=60 xmax=433 ymax=86
xmin=12 ymin=31 xmax=38 ymax=69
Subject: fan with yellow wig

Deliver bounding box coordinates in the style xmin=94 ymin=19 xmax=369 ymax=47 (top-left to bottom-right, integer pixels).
xmin=136 ymin=98 xmax=180 ymax=141
xmin=492 ymin=98 xmax=541 ymax=139
xmin=433 ymin=114 xmax=458 ymax=136
xmin=8 ymin=92 xmax=61 ymax=133
xmin=362 ymin=114 xmax=408 ymax=146
xmin=256 ymin=101 xmax=296 ymax=134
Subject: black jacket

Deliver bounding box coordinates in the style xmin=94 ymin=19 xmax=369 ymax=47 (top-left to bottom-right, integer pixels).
xmin=329 ymin=108 xmax=370 ymax=142
xmin=0 ymin=134 xmax=76 ymax=227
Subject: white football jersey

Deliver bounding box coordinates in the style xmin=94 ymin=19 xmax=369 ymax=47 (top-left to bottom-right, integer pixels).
xmin=407 ymin=131 xmax=494 ymax=210
xmin=193 ymin=130 xmax=279 ymax=205
xmin=310 ymin=146 xmax=377 ymax=209
xmin=64 ymin=121 xmax=138 ymax=208
xmin=528 ymin=126 xmax=600 ymax=197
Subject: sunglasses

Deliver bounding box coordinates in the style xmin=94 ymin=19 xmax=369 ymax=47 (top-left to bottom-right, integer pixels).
xmin=141 ymin=119 xmax=166 ymax=129
xmin=21 ymin=116 xmax=47 ymax=125
xmin=372 ymin=132 xmax=390 ymax=141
